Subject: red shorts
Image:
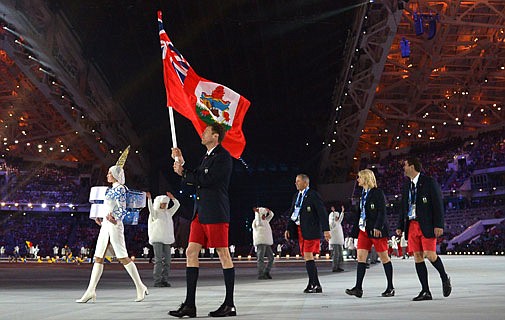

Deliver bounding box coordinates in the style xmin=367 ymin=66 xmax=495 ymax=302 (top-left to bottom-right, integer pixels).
xmin=188 ymin=214 xmax=229 ymax=248
xmin=297 ymin=226 xmax=320 ymax=254
xmin=408 ymin=220 xmax=436 ymax=252
xmin=357 ymin=230 xmax=388 ymax=252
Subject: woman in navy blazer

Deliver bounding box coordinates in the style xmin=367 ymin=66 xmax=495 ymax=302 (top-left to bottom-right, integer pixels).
xmin=346 ymin=169 xmax=395 ymax=298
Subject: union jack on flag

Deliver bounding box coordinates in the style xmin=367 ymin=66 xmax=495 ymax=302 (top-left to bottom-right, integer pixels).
xmin=157 ymin=11 xmax=251 ymax=159
xmin=159 ymin=16 xmax=190 ymax=85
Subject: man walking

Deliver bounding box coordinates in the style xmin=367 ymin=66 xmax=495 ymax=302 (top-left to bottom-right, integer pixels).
xmin=397 ymin=157 xmax=451 ymax=301
xmin=169 ymin=123 xmax=236 ymax=317
xmin=285 ymin=174 xmax=330 ymax=293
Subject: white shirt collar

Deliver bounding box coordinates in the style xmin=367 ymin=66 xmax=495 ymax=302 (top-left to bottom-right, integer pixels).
xmin=411 ymin=172 xmax=420 ymax=186
xmin=299 ymin=187 xmax=309 ymax=194
xmin=206 ymin=145 xmax=218 ymax=156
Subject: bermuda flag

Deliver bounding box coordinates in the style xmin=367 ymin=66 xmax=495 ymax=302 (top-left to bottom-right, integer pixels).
xmin=157 ymin=11 xmax=251 ymax=159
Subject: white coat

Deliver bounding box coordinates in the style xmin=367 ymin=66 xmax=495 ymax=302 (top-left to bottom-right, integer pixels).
xmin=329 ymin=210 xmax=345 ymax=245
xmin=400 ymin=232 xmax=408 ymax=247
xmin=94 ymin=182 xmax=128 ymax=258
xmin=391 ymin=236 xmax=398 ymax=249
xmin=345 ymin=237 xmax=356 ymax=250
xmin=252 ymin=207 xmax=274 ymax=246
xmin=147 ymin=196 xmax=180 ymax=245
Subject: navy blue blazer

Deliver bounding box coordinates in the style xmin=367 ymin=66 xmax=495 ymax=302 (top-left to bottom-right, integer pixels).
xmin=350 ymin=187 xmax=389 ymax=239
xmin=286 ymin=188 xmax=330 ymax=240
xmin=397 ymin=174 xmax=444 ymax=239
xmin=182 ymin=144 xmax=233 ymax=224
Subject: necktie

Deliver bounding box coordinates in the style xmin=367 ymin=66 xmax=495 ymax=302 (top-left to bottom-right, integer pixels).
xmin=410 ymin=182 xmax=416 ymax=204
xmin=408 ymin=181 xmax=416 ymax=220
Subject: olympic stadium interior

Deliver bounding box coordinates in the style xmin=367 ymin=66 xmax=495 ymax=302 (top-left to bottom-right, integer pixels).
xmin=0 ymin=0 xmax=504 ymax=258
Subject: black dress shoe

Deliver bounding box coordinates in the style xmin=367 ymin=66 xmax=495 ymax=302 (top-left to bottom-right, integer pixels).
xmin=412 ymin=291 xmax=432 ymax=301
xmin=345 ymin=287 xmax=363 ymax=298
xmin=381 ymin=288 xmax=395 ymax=297
xmin=265 ymin=272 xmax=272 ymax=279
xmin=303 ymin=284 xmax=313 ymax=293
xmin=168 ymin=303 xmax=196 ymax=318
xmin=442 ymin=277 xmax=452 ymax=297
xmin=258 ymin=274 xmax=268 ymax=280
xmin=208 ymin=303 xmax=237 ymax=317
xmin=307 ymin=285 xmax=323 ymax=293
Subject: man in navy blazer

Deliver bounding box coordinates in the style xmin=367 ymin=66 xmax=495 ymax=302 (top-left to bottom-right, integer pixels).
xmin=285 ymin=174 xmax=331 ymax=293
xmin=396 ymin=157 xmax=451 ymax=301
xmin=170 ymin=123 xmax=236 ymax=318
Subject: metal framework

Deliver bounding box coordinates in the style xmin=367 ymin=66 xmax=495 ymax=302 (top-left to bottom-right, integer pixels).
xmin=321 ymin=0 xmax=505 ymax=183
xmin=0 ymin=0 xmax=146 ymax=175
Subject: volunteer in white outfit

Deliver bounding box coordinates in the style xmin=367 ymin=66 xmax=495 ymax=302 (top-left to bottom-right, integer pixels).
xmin=76 ymin=147 xmax=148 ymax=303
xmin=147 ymin=191 xmax=180 ymax=287
xmin=252 ymin=207 xmax=275 ymax=279
xmin=329 ymin=205 xmax=345 ymax=272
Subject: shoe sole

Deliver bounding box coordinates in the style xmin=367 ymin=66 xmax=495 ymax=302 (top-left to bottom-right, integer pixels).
xmin=168 ymin=311 xmax=196 ymax=318
xmin=208 ymin=311 xmax=237 ymax=317
xmin=345 ymin=290 xmax=362 ymax=298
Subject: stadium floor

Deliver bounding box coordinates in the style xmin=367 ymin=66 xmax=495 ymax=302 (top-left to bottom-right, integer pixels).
xmin=0 ymin=255 xmax=504 ymax=320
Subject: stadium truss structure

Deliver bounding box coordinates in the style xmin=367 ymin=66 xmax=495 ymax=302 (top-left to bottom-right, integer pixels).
xmin=320 ymin=0 xmax=505 ymax=183
xmin=0 ymin=1 xmax=146 ymax=176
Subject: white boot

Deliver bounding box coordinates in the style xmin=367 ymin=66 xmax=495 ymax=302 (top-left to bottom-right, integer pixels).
xmin=76 ymin=263 xmax=103 ymax=303
xmin=124 ymin=262 xmax=148 ymax=302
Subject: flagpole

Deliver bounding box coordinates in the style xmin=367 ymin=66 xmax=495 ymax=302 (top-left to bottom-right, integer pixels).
xmin=168 ymin=106 xmax=177 ymax=148
xmin=168 ymin=106 xmax=180 ymax=162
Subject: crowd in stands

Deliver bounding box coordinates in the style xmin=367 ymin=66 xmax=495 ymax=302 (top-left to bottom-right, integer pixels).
xmin=361 ymin=128 xmax=505 ymax=196
xmin=451 ymin=219 xmax=505 ymax=254
xmin=0 ymin=158 xmax=85 ymax=204
xmin=3 ymin=129 xmax=505 ymax=260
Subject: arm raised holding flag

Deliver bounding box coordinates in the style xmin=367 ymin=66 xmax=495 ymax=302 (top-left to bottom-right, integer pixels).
xmin=159 ymin=12 xmax=238 ymax=318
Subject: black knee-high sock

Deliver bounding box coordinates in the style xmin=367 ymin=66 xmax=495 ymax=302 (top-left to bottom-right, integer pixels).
xmin=430 ymin=256 xmax=448 ymax=281
xmin=415 ymin=262 xmax=430 ymax=292
xmin=184 ymin=267 xmax=199 ymax=307
xmin=305 ymin=260 xmax=316 ymax=286
xmin=382 ymin=261 xmax=394 ymax=289
xmin=223 ymin=267 xmax=235 ymax=306
xmin=355 ymin=262 xmax=367 ymax=290
xmin=313 ymin=261 xmax=321 ymax=286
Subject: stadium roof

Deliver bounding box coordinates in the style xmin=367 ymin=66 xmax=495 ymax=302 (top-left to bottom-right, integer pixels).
xmin=1 ymin=0 xmax=504 ymax=185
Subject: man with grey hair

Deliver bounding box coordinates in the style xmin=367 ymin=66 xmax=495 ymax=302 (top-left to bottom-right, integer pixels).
xmin=285 ymin=174 xmax=331 ymax=293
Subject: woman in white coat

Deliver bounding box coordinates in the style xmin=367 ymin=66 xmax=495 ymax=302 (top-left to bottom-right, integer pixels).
xmin=147 ymin=191 xmax=180 ymax=287
xmin=76 ymin=161 xmax=148 ymax=303
xmin=329 ymin=205 xmax=345 ymax=272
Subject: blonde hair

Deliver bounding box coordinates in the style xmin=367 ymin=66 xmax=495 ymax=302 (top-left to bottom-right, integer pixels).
xmin=358 ymin=169 xmax=378 ymax=189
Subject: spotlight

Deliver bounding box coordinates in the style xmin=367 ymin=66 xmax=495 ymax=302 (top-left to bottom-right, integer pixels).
xmin=400 ymin=37 xmax=410 ymax=58
xmin=414 ymin=13 xmax=423 ymax=35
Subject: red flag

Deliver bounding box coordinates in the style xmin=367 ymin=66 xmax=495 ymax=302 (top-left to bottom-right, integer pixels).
xmin=158 ymin=11 xmax=251 ymax=159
